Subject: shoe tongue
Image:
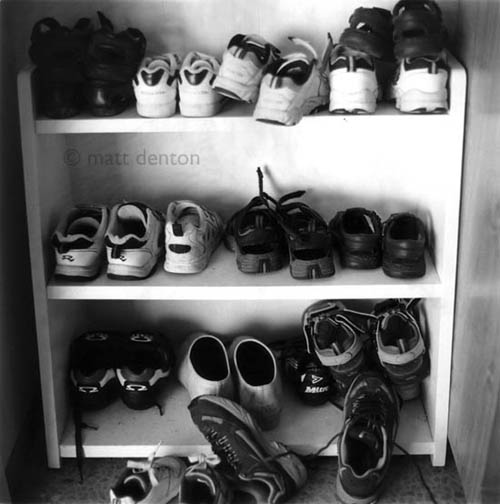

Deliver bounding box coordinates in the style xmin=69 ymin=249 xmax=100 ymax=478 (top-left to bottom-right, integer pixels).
xmin=349 ymin=424 xmax=382 ymax=457
xmin=316 ymin=321 xmax=353 ymax=354
xmin=67 ymin=216 xmax=99 ymax=236
xmin=276 ymin=57 xmax=310 ymax=76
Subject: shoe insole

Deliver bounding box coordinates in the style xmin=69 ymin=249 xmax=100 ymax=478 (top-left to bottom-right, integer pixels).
xmin=66 ymin=216 xmax=99 ymax=237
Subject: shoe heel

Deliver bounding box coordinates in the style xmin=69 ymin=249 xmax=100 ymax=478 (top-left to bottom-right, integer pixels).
xmin=329 ymin=88 xmax=377 ymax=114
xmin=397 ymin=88 xmax=448 ymax=113
xmin=290 ymin=255 xmax=335 ymax=280
xmin=236 ymin=250 xmax=284 ymax=274
xmin=396 ymin=382 xmax=421 ymax=401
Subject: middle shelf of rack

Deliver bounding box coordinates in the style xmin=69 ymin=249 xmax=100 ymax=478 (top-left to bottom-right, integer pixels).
xmin=47 ymin=248 xmax=442 ymax=301
xmin=60 ymin=378 xmax=433 ymax=459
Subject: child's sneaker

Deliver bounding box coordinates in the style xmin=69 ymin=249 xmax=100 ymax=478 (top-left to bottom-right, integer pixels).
xmin=52 ymin=204 xmax=108 ymax=280
xmin=134 ymin=54 xmax=181 ymax=117
xmin=179 ymin=51 xmax=223 ymax=117
xmin=105 ymin=202 xmax=164 ymax=280
xmin=110 ymin=445 xmax=186 ymax=503
xmin=164 ymin=200 xmax=223 ymax=274
xmin=213 ymin=34 xmax=280 ymax=103
xmin=254 ymin=37 xmax=330 ymax=126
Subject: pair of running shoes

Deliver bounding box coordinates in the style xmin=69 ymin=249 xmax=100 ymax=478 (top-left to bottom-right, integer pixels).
xmin=52 ymin=200 xmax=224 ymax=280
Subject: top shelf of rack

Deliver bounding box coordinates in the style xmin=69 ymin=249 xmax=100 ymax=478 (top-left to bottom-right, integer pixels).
xmin=22 ymin=54 xmax=465 ymax=135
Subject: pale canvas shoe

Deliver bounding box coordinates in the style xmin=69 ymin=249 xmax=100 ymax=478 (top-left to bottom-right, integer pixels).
xmin=177 ymin=332 xmax=234 ymax=400
xmin=228 ymin=336 xmax=282 ymax=430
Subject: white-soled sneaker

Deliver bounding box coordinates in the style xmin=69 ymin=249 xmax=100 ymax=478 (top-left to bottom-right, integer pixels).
xmin=110 ymin=444 xmax=186 ymax=504
xmin=133 ymin=54 xmax=181 ymax=117
xmin=212 ymin=34 xmax=280 ymax=103
xmin=253 ymin=37 xmax=330 ymax=126
xmin=52 ymin=204 xmax=108 ymax=280
xmin=390 ymin=51 xmax=449 ymax=113
xmin=105 ymin=202 xmax=164 ymax=280
xmin=329 ymin=45 xmax=379 ymax=114
xmin=179 ymin=51 xmax=223 ymax=117
xmin=164 ymin=200 xmax=223 ymax=274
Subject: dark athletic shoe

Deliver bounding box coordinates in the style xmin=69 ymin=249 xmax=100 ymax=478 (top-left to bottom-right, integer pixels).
xmin=179 ymin=455 xmax=233 ymax=504
xmin=302 ymin=300 xmax=373 ymax=396
xmin=188 ymin=395 xmax=307 ymax=504
xmin=373 ymin=298 xmax=429 ymax=400
xmin=116 ymin=330 xmax=174 ymax=410
xmin=84 ymin=11 xmax=146 ymax=116
xmin=330 ymin=207 xmax=383 ymax=269
xmin=336 ymin=372 xmax=400 ymax=504
xmin=382 ymin=212 xmax=426 ymax=278
xmin=29 ymin=17 xmax=92 ymax=118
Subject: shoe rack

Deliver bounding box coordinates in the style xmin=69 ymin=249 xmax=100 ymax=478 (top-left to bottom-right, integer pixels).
xmin=17 ymin=1 xmax=466 ymax=470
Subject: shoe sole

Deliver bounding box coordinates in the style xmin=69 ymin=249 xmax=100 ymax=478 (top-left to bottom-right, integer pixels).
xmin=179 ymin=97 xmax=222 ymax=117
xmin=290 ymin=254 xmax=335 ymax=280
xmin=382 ymin=255 xmax=426 ymax=278
xmin=136 ymin=99 xmax=177 ymax=118
xmin=395 ymin=88 xmax=448 ymax=113
xmin=329 ymin=89 xmax=377 ymax=114
xmin=254 ymin=95 xmax=328 ymax=126
xmin=54 ymin=262 xmax=101 ymax=280
xmin=164 ymin=254 xmax=210 ymax=274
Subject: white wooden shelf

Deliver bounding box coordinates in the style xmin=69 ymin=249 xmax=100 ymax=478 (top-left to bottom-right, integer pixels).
xmin=60 ymin=379 xmax=433 ymax=458
xmin=47 ymin=249 xmax=441 ymax=300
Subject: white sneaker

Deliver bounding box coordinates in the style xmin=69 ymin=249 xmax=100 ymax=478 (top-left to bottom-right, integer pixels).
xmin=212 ymin=34 xmax=280 ymax=103
xmin=110 ymin=444 xmax=186 ymax=504
xmin=179 ymin=51 xmax=223 ymax=117
xmin=105 ymin=202 xmax=164 ymax=279
xmin=329 ymin=45 xmax=379 ymax=114
xmin=253 ymin=37 xmax=330 ymax=126
xmin=52 ymin=204 xmax=108 ymax=279
xmin=133 ymin=54 xmax=181 ymax=117
xmin=391 ymin=51 xmax=449 ymax=113
xmin=228 ymin=336 xmax=282 ymax=431
xmin=177 ymin=332 xmax=234 ymax=400
xmin=164 ymin=200 xmax=223 ymax=274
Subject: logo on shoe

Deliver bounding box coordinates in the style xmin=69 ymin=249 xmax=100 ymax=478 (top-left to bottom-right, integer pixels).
xmin=130 ymin=333 xmax=153 ymax=343
xmin=78 ymin=385 xmax=99 ymax=394
xmin=119 ymin=254 xmax=127 ymax=262
xmin=304 ymin=385 xmax=329 ymax=393
xmin=125 ymin=383 xmax=148 ymax=392
xmin=62 ymin=254 xmax=75 ymax=261
xmin=85 ymin=332 xmax=109 ymax=341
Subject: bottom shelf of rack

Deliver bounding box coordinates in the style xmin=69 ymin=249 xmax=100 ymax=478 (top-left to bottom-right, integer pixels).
xmin=60 ymin=379 xmax=434 ymax=458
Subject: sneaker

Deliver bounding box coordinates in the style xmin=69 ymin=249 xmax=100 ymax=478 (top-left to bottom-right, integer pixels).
xmin=84 ymin=11 xmax=146 ymax=116
xmin=275 ymin=190 xmax=335 ymax=280
xmin=225 ymin=168 xmax=287 ymax=274
xmin=339 ymin=7 xmax=394 ymax=60
xmin=330 ymin=207 xmax=382 ymax=268
xmin=179 ymin=455 xmax=233 ymax=504
xmin=52 ymin=204 xmax=108 ymax=280
xmin=164 ymin=200 xmax=224 ymax=274
xmin=390 ymin=53 xmax=449 ymax=113
xmin=189 ymin=394 xmax=307 ymax=504
xmin=69 ymin=330 xmax=119 ymax=410
xmin=29 ymin=16 xmax=92 ymax=118
xmin=373 ymin=299 xmax=429 ymax=400
xmin=110 ymin=445 xmax=186 ymax=504
xmin=177 ymin=332 xmax=234 ymax=400
xmin=105 ymin=202 xmax=165 ymax=280
xmin=382 ymin=212 xmax=426 ymax=278
xmin=302 ymin=300 xmax=371 ymax=395
xmin=336 ymin=372 xmax=400 ymax=504
xmin=212 ymin=34 xmax=280 ymax=103
xmin=279 ymin=338 xmax=334 ymax=406
xmin=328 ymin=45 xmax=380 ymax=114
xmin=392 ymin=0 xmax=447 ymax=60
xmin=116 ymin=331 xmax=174 ymax=410
xmin=179 ymin=51 xmax=223 ymax=117
xmin=228 ymin=336 xmax=282 ymax=430
xmin=254 ymin=37 xmax=330 ymax=126
xmin=133 ymin=54 xmax=181 ymax=117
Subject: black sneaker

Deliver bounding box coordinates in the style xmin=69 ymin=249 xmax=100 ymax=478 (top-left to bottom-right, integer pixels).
xmin=330 ymin=207 xmax=383 ymax=269
xmin=69 ymin=330 xmax=119 ymax=410
xmin=116 ymin=331 xmax=174 ymax=410
xmin=84 ymin=11 xmax=146 ymax=116
xmin=280 ymin=338 xmax=334 ymax=406
xmin=302 ymin=300 xmax=372 ymax=396
xmin=29 ymin=17 xmax=92 ymax=118
xmin=336 ymin=372 xmax=400 ymax=504
xmin=188 ymin=395 xmax=307 ymax=504
xmin=382 ymin=212 xmax=426 ymax=278
xmin=179 ymin=455 xmax=234 ymax=504
xmin=373 ymin=299 xmax=429 ymax=400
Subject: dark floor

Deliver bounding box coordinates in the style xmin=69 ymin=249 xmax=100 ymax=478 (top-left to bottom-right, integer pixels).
xmin=11 ymin=447 xmax=465 ymax=504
